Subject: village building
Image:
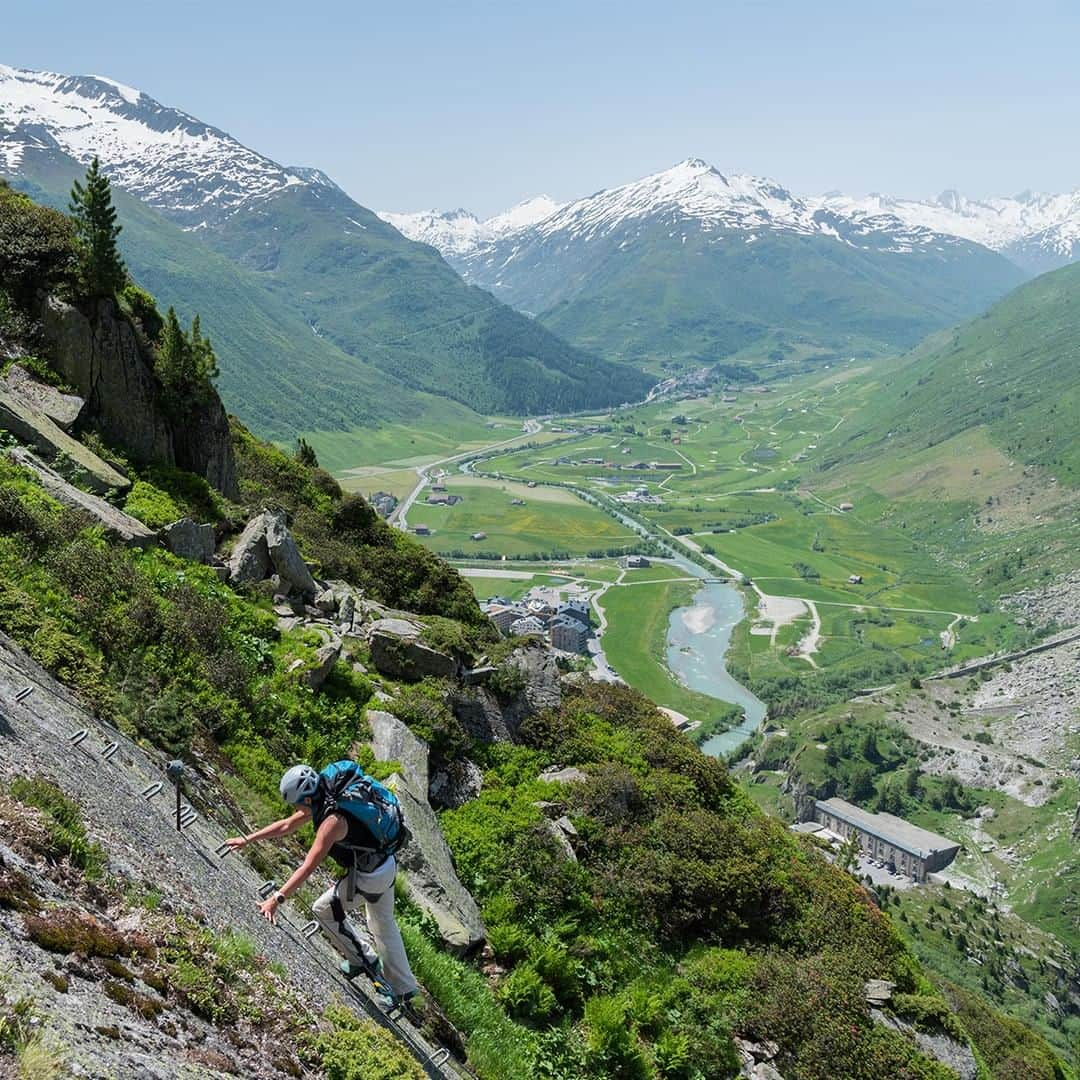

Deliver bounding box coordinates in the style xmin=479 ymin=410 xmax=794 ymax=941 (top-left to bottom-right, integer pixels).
xmin=623 ymin=554 xmax=652 ymax=569
xmin=808 ymin=797 xmax=960 ymax=882
xmin=510 ymin=498 xmax=526 ymax=505
xmin=839 ymin=501 xmax=854 ymax=512
xmin=510 ymin=615 xmax=546 ymax=637
xmin=426 ymin=493 xmax=462 ymax=506
xmin=413 ymin=525 xmax=431 ymax=536
xmin=470 ymin=531 xmax=488 ymax=541
xmin=430 ymin=483 xmax=447 ymax=493
xmin=557 ymin=599 xmax=591 ymax=626
xmin=527 ymin=481 xmax=537 ymax=488
xmin=486 ymin=604 xmax=524 ymax=636
xmin=550 ymin=615 xmax=589 ymax=653
xmin=848 ymin=574 xmax=863 ymax=585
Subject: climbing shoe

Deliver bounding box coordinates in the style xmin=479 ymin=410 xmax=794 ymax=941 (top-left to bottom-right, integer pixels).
xmin=339 ymin=956 xmax=382 ymax=981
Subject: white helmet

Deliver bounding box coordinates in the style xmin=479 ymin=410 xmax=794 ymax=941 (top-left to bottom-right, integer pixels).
xmin=280 ymin=764 xmax=320 ymax=805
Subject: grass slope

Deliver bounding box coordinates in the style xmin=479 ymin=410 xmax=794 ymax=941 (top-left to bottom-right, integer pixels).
xmin=460 ymin=216 xmax=1025 ymax=367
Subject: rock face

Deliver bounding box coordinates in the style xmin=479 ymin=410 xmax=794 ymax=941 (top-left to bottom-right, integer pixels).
xmin=161 ymin=517 xmax=216 ymax=564
xmin=1 ymin=363 xmax=85 ymax=428
xmin=369 ymin=619 xmax=457 ymax=681
xmin=0 ymin=384 xmax=130 ymax=494
xmin=450 ymin=642 xmax=562 ymax=743
xmin=8 ymin=448 xmax=153 ymax=547
xmin=265 ymin=509 xmax=318 ymax=597
xmin=390 ymin=773 xmax=486 ymax=954
xmin=228 ymin=513 xmax=272 ymax=584
xmin=367 ymin=710 xmax=430 ymax=795
xmin=429 ymin=759 xmax=483 ymax=810
xmin=39 ymin=296 xmax=238 ymax=499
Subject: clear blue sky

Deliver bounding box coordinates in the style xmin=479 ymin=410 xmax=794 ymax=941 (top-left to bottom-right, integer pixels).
xmin=6 ymin=0 xmax=1080 ymax=216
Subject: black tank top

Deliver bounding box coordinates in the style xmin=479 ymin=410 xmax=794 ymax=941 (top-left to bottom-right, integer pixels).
xmin=311 ymin=789 xmax=387 ymax=873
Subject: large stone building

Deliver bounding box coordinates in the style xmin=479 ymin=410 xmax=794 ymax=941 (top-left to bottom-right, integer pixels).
xmin=550 ymin=615 xmax=589 ymax=654
xmin=810 ymin=797 xmax=961 ymax=882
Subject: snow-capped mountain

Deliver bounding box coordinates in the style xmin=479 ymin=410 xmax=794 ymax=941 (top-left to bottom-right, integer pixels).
xmin=0 ymin=63 xmax=306 ymax=226
xmin=394 ymin=157 xmax=1024 ymax=365
xmin=1 ymin=62 xmax=645 ymax=424
xmin=380 ymin=195 xmax=562 ymax=256
xmin=819 ymin=189 xmax=1080 ymax=272
xmin=384 ymin=159 xmax=1080 ymax=276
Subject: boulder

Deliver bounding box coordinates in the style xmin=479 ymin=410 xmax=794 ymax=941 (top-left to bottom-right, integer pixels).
xmin=161 ymin=518 xmax=216 ymax=564
xmin=301 ymin=642 xmax=342 ymax=691
xmin=338 ymin=592 xmax=356 ymax=630
xmin=228 ymin=513 xmax=271 ymax=585
xmin=366 ymin=710 xmax=429 ymax=795
xmin=390 ymin=773 xmax=485 ymax=953
xmin=449 ymin=686 xmax=516 ymax=743
xmin=369 ymin=619 xmax=457 ymax=681
xmin=8 ymin=449 xmax=153 ymax=547
xmin=539 ymin=766 xmax=588 ymax=785
xmin=864 ymin=979 xmax=895 ymax=1006
xmin=315 ymin=587 xmax=338 ymax=614
xmin=1 ymin=364 xmax=85 ymax=429
xmin=265 ymin=509 xmax=317 ymax=597
xmin=513 ymin=642 xmax=562 ymax=714
xmin=0 ymin=385 xmax=130 ymax=494
xmin=543 ymin=817 xmax=579 ymax=863
xmin=429 ymin=759 xmax=483 ymax=809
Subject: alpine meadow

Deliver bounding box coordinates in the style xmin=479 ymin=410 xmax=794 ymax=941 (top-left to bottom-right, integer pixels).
xmin=0 ymin=10 xmax=1078 ymax=1080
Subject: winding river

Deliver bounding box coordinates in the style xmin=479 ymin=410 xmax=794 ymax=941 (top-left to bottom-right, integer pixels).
xmin=657 ymin=556 xmax=768 ymax=757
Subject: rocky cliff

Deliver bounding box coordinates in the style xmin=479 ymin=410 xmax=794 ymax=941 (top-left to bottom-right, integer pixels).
xmin=39 ymin=296 xmax=238 ymax=499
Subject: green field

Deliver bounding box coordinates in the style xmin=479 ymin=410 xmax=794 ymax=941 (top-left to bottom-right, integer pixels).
xmin=413 ymin=476 xmax=640 ymax=558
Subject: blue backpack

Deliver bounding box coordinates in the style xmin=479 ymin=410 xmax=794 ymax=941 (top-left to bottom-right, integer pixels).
xmin=319 ymin=761 xmax=408 ymax=855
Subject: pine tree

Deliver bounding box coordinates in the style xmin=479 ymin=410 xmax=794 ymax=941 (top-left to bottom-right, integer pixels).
xmin=295 ymin=437 xmax=319 ymax=468
xmin=155 ymin=306 xmax=219 ymax=411
xmin=69 ymin=157 xmax=126 ymax=297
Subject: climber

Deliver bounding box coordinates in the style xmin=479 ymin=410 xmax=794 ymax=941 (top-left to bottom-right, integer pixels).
xmin=225 ymin=761 xmax=419 ymax=1007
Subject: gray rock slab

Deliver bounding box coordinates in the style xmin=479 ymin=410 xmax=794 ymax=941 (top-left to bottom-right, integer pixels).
xmin=540 ymin=766 xmax=588 ymax=785
xmin=8 ymin=448 xmax=153 ymax=547
xmin=301 ymin=641 xmax=342 ymax=691
xmin=0 ymin=384 xmax=130 ymax=494
xmin=366 ymin=710 xmax=429 ymax=795
xmin=265 ymin=509 xmax=317 ymax=596
xmin=429 ymin=759 xmax=483 ymax=810
xmin=228 ymin=512 xmax=271 ymax=585
xmin=369 ymin=619 xmax=456 ymax=681
xmin=160 ymin=517 xmax=216 ymax=564
xmin=391 ymin=773 xmax=485 ymax=953
xmin=2 ymin=363 xmax=85 ymax=429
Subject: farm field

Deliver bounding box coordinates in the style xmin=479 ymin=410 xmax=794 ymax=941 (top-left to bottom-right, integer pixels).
xmin=411 ymin=476 xmax=640 ymax=558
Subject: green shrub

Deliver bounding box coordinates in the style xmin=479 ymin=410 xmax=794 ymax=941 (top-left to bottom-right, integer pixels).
xmin=583 ymin=996 xmax=650 ymax=1080
xmin=315 ymin=1003 xmax=425 ymax=1080
xmin=497 ymin=963 xmax=558 ymax=1023
xmin=123 ymin=480 xmax=182 ymax=528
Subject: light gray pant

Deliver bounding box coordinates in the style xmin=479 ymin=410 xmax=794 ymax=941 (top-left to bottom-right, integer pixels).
xmin=312 ymin=855 xmax=418 ymax=996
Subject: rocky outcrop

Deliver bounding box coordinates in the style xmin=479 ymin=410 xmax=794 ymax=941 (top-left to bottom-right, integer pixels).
xmin=429 ymin=759 xmax=483 ymax=809
xmin=265 ymin=509 xmax=318 ymax=597
xmin=449 ymin=642 xmax=561 ymax=743
xmin=161 ymin=517 xmax=216 ymax=564
xmin=369 ymin=619 xmax=457 ymax=681
xmin=39 ymin=296 xmax=238 ymax=499
xmin=1 ymin=384 xmax=130 ymax=494
xmin=735 ymin=1039 xmax=784 ymax=1080
xmin=300 ymin=641 xmax=342 ymax=691
xmin=1 ymin=363 xmax=85 ymax=429
xmin=8 ymin=448 xmax=153 ymax=547
xmin=871 ymin=1009 xmax=978 ymax=1080
xmin=539 ymin=765 xmax=588 ymax=785
xmin=391 ymin=773 xmax=485 ymax=954
xmin=367 ymin=710 xmax=429 ymax=795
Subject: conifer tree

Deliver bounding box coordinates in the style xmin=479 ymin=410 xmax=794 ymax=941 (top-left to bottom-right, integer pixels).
xmin=156 ymin=305 xmax=219 ymax=410
xmin=69 ymin=157 xmax=126 ymax=297
xmin=295 ymin=437 xmax=319 ymax=468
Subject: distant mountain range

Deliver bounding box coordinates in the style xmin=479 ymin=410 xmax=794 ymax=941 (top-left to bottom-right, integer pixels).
xmin=384 ymin=159 xmax=1026 ymax=365
xmin=0 ymin=63 xmax=651 ymax=437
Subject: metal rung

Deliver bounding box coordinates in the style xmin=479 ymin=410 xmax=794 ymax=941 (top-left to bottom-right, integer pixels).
xmin=140 ymin=782 xmax=163 ymax=799
xmin=427 ymin=1048 xmax=450 ymax=1067
xmin=101 ymin=741 xmax=119 ymax=761
xmin=300 ymin=920 xmax=320 ymax=939
xmin=69 ymin=728 xmax=89 ymax=746
xmin=214 ymin=841 xmax=232 ymax=858
xmin=179 ymin=809 xmax=198 ymax=828
xmin=15 ymin=686 xmax=33 ymax=703
xmin=257 ymin=880 xmax=277 ymax=899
